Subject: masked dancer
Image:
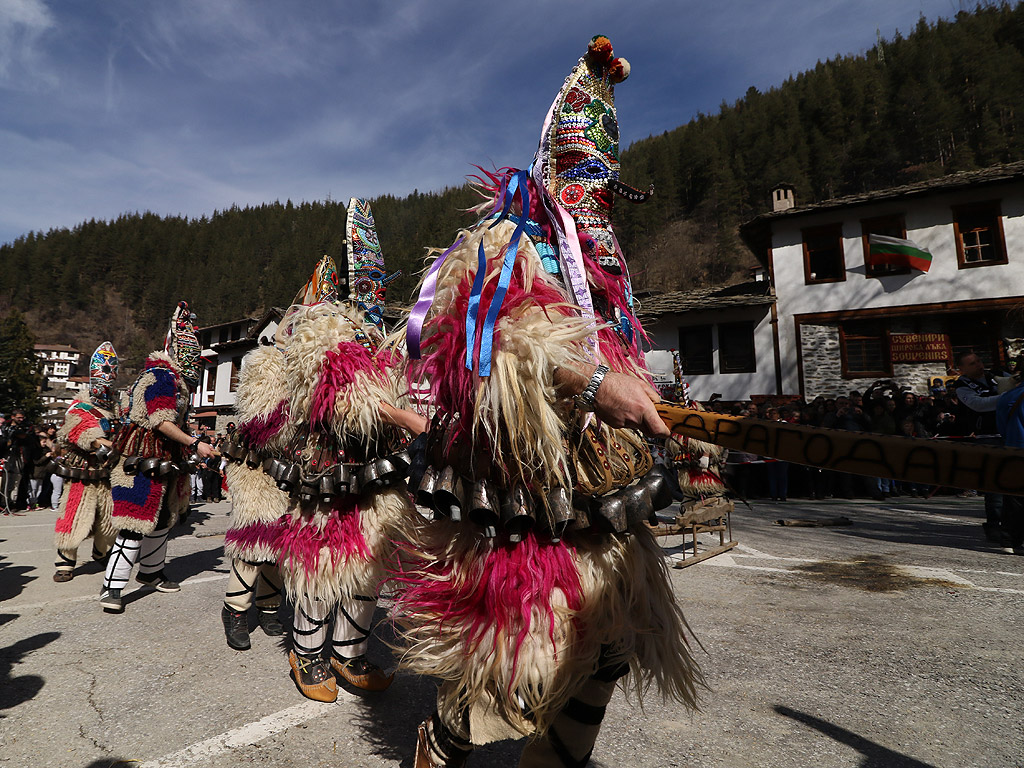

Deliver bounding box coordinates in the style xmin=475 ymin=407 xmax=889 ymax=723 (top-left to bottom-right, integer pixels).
xmin=52 ymin=342 xmax=120 ymax=582
xmin=396 ymin=37 xmax=702 ymax=768
xmin=99 ymin=302 xmax=215 ymax=613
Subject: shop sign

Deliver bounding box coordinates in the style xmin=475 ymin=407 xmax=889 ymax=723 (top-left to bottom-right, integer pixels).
xmin=889 ymin=333 xmax=951 ymax=363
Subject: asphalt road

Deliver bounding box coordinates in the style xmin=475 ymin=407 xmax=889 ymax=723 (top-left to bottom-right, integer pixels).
xmin=1 ymin=495 xmax=1022 ymax=768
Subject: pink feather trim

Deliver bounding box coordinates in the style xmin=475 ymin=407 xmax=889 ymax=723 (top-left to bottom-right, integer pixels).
xmin=311 ymin=341 xmax=383 ymax=426
xmin=393 ymin=532 xmax=582 ymax=682
xmin=238 ymin=400 xmax=289 ymax=448
xmin=275 ymin=500 xmax=371 ymax=579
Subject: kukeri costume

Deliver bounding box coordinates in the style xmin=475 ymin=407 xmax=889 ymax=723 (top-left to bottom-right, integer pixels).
xmin=52 ymin=342 xmax=120 ymax=582
xmin=99 ymin=302 xmax=201 ymax=613
xmin=396 ymin=37 xmax=701 ymax=767
xmin=229 ymin=214 xmax=412 ymax=702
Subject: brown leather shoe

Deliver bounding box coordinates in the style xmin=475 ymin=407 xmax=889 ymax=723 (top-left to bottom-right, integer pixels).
xmin=53 ymin=570 xmax=73 ymax=583
xmin=288 ymin=651 xmax=337 ymax=702
xmin=414 ymin=714 xmax=471 ymax=768
xmin=415 ymin=720 xmax=436 ymax=768
xmin=330 ymin=655 xmax=393 ymax=691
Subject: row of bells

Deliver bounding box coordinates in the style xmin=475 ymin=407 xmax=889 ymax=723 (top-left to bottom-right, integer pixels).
xmin=48 ymin=457 xmax=119 ymax=482
xmin=122 ymin=455 xmax=184 ymax=479
xmin=261 ymin=448 xmax=412 ymax=505
xmin=413 ymin=463 xmax=677 ymax=542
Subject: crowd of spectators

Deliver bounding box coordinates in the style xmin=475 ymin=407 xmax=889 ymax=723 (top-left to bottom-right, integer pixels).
xmin=0 ymin=410 xmax=64 ymax=513
xmin=704 ymin=376 xmax=989 ymax=502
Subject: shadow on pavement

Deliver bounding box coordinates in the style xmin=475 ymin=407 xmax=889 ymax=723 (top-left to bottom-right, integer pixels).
xmin=0 ymin=540 xmax=35 ymax=603
xmin=79 ymin=760 xmax=138 ymax=768
xmin=0 ymin=629 xmax=60 ymax=716
xmin=775 ymin=705 xmax=938 ymax=767
xmin=168 ymin=540 xmax=227 ymax=582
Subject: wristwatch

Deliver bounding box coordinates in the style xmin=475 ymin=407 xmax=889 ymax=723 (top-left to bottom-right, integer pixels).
xmin=575 ymin=364 xmax=609 ymax=412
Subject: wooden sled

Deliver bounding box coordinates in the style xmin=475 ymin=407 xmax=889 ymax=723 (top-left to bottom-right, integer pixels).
xmin=647 ymin=496 xmax=738 ymax=568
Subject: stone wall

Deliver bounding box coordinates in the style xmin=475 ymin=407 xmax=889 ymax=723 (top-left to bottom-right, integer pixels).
xmin=800 ymin=323 xmax=844 ymax=398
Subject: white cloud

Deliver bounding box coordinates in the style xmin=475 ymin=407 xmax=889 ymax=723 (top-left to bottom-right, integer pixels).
xmin=0 ymin=0 xmax=56 ymax=87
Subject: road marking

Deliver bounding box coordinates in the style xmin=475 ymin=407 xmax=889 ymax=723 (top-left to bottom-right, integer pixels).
xmin=0 ymin=548 xmax=51 ymax=555
xmin=135 ymin=700 xmax=333 ymax=767
xmin=5 ymin=574 xmax=228 ymax=612
xmin=0 ymin=522 xmax=56 ymax=528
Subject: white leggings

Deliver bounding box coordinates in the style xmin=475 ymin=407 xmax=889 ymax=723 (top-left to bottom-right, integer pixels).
xmin=102 ymin=528 xmax=171 ymax=590
xmin=291 ymin=594 xmax=376 ymax=661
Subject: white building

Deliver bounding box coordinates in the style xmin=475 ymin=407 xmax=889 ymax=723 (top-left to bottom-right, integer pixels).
xmin=35 ymin=344 xmax=83 ymax=421
xmin=644 ymin=160 xmax=1024 ymax=402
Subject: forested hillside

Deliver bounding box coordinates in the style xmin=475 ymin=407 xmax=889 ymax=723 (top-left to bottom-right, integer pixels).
xmin=2 ymin=2 xmax=1023 ymax=367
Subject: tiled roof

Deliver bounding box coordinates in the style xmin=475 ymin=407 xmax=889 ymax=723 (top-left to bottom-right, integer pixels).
xmin=635 ymin=281 xmax=774 ymax=319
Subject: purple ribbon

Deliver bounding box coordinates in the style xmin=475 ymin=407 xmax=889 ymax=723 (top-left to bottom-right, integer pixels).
xmin=406 ymin=236 xmax=464 ymax=359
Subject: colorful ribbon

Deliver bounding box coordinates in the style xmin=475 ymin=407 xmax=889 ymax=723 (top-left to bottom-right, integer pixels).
xmin=406 ymin=236 xmax=464 ymax=359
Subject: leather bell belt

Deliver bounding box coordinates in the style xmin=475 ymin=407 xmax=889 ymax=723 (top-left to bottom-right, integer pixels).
xmin=122 ymin=455 xmax=184 ymax=479
xmin=262 ymin=448 xmax=412 ymax=505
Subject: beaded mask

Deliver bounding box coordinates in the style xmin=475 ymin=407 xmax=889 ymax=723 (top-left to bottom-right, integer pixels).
xmin=89 ymin=341 xmax=118 ymax=409
xmin=165 ymin=300 xmax=202 ymax=389
xmin=347 ymin=198 xmax=400 ymax=328
xmin=538 ymin=35 xmax=638 ymax=276
xmin=292 ymin=254 xmax=340 ymax=306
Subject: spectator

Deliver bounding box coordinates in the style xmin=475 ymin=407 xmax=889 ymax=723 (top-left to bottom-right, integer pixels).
xmin=764 ymin=407 xmax=788 ymax=502
xmin=952 ymin=351 xmax=1006 ymax=543
xmin=996 ymin=372 xmax=1024 ymax=556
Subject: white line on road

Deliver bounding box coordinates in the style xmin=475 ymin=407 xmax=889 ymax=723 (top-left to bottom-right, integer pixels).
xmin=135 ymin=700 xmax=334 ymax=768
xmin=0 ymin=522 xmax=57 ymax=528
xmin=0 ymin=548 xmax=51 ymax=556
xmin=5 ymin=574 xmax=228 ymax=612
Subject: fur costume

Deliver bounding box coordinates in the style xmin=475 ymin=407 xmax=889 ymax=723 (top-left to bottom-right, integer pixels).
xmin=109 ymin=351 xmax=192 ymax=535
xmin=397 ymin=37 xmax=701 ymax=765
xmin=52 ymin=392 xmax=118 ymax=571
xmin=101 ymin=303 xmax=199 ymax=602
xmin=234 ymin=248 xmax=414 ymax=695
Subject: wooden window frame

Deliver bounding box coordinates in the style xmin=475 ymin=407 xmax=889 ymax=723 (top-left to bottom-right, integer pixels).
xmin=718 ymin=321 xmax=757 ymax=374
xmin=229 ymin=356 xmax=242 ymax=393
xmin=839 ymin=322 xmax=892 ymax=379
xmin=679 ymin=325 xmax=714 ymax=376
xmin=953 ymin=200 xmax=1007 ymax=270
xmin=802 ymin=223 xmax=847 ymax=285
xmin=861 ymin=214 xmax=910 ymax=278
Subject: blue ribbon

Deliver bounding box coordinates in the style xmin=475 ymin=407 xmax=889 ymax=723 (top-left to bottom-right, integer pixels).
xmin=470 ymin=170 xmax=531 ymax=376
xmin=464 ymin=240 xmax=487 ymax=370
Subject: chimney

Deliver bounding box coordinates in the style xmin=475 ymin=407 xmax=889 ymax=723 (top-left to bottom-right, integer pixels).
xmin=771 ymin=183 xmax=796 ymax=212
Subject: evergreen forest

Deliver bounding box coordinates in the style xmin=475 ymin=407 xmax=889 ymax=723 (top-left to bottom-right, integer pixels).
xmin=2 ymin=2 xmax=1024 ymax=371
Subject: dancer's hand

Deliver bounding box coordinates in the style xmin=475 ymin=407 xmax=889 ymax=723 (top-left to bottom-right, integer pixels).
xmin=379 ymin=402 xmax=429 ymax=436
xmin=554 ymin=364 xmax=669 ymax=438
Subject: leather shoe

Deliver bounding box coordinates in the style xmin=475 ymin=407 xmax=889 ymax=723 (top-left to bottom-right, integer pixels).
xmin=289 ymin=651 xmax=337 ymax=702
xmin=331 ymin=655 xmax=393 ymax=691
xmin=258 ymin=608 xmax=285 ymax=636
xmin=222 ymin=606 xmax=251 ymax=650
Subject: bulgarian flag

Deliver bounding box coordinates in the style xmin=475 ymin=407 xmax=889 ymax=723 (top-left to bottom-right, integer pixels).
xmin=868 ymin=234 xmax=933 ymax=272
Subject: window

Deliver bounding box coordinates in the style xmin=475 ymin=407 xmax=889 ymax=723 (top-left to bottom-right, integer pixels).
xmin=719 ymin=322 xmax=756 ymax=373
xmin=679 ymin=325 xmax=713 ymax=375
xmin=230 ymin=324 xmax=241 ymax=342
xmin=840 ymin=321 xmax=891 ymax=378
xmin=947 ymin=313 xmax=1003 ymax=371
xmin=802 ymin=224 xmax=846 ymax=284
xmin=861 ymin=215 xmax=909 ymax=277
xmin=206 ymin=364 xmax=217 ymax=396
xmin=953 ymin=201 xmax=1006 ymax=268
xmin=229 ymin=356 xmax=242 ymax=392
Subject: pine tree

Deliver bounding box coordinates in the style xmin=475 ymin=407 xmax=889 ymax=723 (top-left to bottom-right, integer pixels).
xmin=0 ymin=311 xmax=42 ymax=417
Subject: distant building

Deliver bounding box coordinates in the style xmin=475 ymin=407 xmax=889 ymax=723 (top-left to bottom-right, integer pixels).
xmin=192 ymin=311 xmax=281 ymax=431
xmin=35 ymin=344 xmax=83 ymax=421
xmin=643 ymin=160 xmax=1024 ymax=401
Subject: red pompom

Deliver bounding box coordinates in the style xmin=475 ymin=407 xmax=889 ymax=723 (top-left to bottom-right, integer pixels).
xmin=588 ymin=35 xmax=614 ymax=65
xmin=608 ymin=57 xmax=630 ymax=84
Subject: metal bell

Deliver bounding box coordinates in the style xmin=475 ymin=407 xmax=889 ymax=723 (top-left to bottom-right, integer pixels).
xmin=389 ymin=448 xmax=412 ymax=474
xmin=139 ymin=457 xmax=162 ymax=477
xmin=501 ymin=482 xmax=535 ymax=543
xmin=318 ymin=474 xmax=335 ymax=504
xmin=358 ymin=461 xmax=381 ymax=491
xmin=642 ymin=466 xmax=675 ymax=511
xmin=331 ymin=463 xmax=352 ymax=496
xmin=469 ymin=478 xmax=500 ymax=535
xmin=245 ymin=450 xmax=261 ymax=469
xmin=124 ymin=456 xmax=140 ymax=475
xmin=299 ymin=479 xmax=318 ymax=505
xmin=278 ymin=463 xmax=300 ymax=491
xmin=620 ymin=483 xmax=654 ymax=528
xmin=545 ymin=487 xmax=574 ymax=542
xmin=414 ymin=465 xmax=438 ymax=508
xmin=433 ymin=465 xmax=464 ymax=522
xmin=157 ymin=460 xmax=175 ymax=478
xmin=373 ymin=457 xmax=403 ymax=487
xmin=591 ymin=494 xmax=627 ymax=533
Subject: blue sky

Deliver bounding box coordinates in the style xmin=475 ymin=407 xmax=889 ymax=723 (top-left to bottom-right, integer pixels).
xmin=0 ymin=0 xmax=986 ymax=246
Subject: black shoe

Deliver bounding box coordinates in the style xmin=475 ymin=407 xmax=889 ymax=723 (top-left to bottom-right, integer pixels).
xmin=136 ymin=570 xmax=181 ymax=592
xmin=258 ymin=608 xmax=285 ymax=637
xmin=100 ymin=588 xmax=123 ymax=613
xmin=222 ymin=606 xmax=251 ymax=650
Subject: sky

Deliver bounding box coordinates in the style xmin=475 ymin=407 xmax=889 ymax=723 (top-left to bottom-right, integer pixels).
xmin=0 ymin=0 xmax=988 ymax=246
